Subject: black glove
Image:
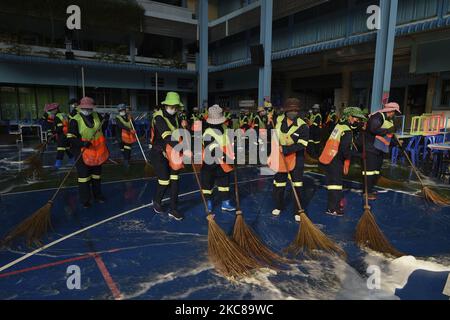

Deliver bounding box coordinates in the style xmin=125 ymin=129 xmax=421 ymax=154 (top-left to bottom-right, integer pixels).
xmin=83 ymin=141 xmax=92 ymax=148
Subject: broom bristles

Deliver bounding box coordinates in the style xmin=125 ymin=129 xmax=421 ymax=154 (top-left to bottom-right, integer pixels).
xmin=232 ymin=213 xmax=288 ymax=269
xmin=23 ymin=153 xmax=44 ymax=178
xmin=355 ymin=208 xmax=403 ymax=257
xmin=423 ymin=187 xmax=450 ymax=207
xmin=2 ymin=202 xmax=53 ymax=248
xmin=207 ymin=215 xmax=262 ymax=279
xmin=285 ymin=212 xmax=345 ymax=257
xmin=377 ymin=176 xmax=406 ymax=189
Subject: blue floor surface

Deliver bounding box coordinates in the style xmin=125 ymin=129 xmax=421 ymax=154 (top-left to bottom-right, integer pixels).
xmin=0 ymin=167 xmax=449 ymax=300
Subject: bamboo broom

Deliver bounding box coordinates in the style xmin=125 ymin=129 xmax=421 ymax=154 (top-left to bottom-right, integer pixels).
xmin=190 ymin=158 xmax=262 ymax=279
xmin=274 ymin=142 xmax=344 ymax=257
xmin=355 ymin=133 xmax=403 ymax=257
xmin=129 ymin=118 xmax=152 ymax=177
xmin=2 ymin=119 xmax=106 ymax=247
xmin=232 ymin=166 xmax=288 ymax=269
xmin=394 ymin=135 xmax=450 ymax=206
xmin=23 ymin=136 xmax=54 ymax=178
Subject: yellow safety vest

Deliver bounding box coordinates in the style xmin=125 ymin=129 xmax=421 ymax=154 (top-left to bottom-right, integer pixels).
xmin=275 ymin=115 xmax=308 ymax=147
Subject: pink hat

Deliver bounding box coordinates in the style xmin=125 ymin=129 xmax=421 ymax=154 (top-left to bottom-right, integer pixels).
xmin=379 ymin=102 xmax=401 ymax=114
xmin=44 ymin=103 xmax=59 ymax=112
xmin=79 ymin=97 xmax=95 ymax=109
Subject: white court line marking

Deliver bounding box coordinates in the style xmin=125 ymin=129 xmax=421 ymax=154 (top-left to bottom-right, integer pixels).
xmin=3 ymin=166 xmax=259 ymax=196
xmin=305 ymin=171 xmax=424 ymax=198
xmin=0 ymin=176 xmax=271 ymax=273
xmin=3 ymin=171 xmax=197 ymax=196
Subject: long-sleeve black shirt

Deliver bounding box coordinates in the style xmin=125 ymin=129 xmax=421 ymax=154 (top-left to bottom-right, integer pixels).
xmin=275 ymin=116 xmax=310 ymax=155
xmin=152 ymin=109 xmax=179 ymax=151
xmin=359 ymin=112 xmax=395 ymax=155
xmin=336 ymin=122 xmax=353 ymax=162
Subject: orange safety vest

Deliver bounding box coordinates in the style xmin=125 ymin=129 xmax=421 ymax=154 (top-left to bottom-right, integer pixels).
xmin=319 ymin=123 xmax=352 ymax=165
xmin=116 ymin=115 xmax=137 ymax=144
xmin=73 ymin=112 xmax=109 ymax=166
xmin=268 ymin=115 xmax=308 ymax=173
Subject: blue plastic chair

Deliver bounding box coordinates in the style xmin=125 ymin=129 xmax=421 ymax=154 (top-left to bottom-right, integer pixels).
xmin=391 ymin=145 xmax=400 ymax=165
xmin=405 ymin=136 xmax=422 ymax=166
xmin=422 ymin=135 xmax=437 ymax=161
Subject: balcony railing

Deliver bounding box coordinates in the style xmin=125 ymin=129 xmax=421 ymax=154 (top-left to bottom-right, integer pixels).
xmin=0 ymin=42 xmax=191 ymax=70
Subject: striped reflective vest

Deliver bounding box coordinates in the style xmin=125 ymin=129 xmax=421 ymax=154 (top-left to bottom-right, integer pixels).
xmin=151 ymin=109 xmax=179 ymax=144
xmin=319 ymin=123 xmax=352 ymax=165
xmin=116 ymin=115 xmax=137 ymax=145
xmin=309 ymin=113 xmax=322 ymax=127
xmin=275 ymin=115 xmax=308 ymax=147
xmin=374 ymin=113 xmax=394 ymax=154
xmin=56 ymin=112 xmax=69 ymax=135
xmin=203 ymin=125 xmax=234 ymax=173
xmin=72 ymin=112 xmax=109 ymax=166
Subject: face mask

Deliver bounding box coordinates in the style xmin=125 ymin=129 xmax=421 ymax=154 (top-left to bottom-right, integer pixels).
xmin=166 ymin=107 xmax=176 ymax=116
xmin=120 ymin=111 xmax=126 ymax=116
xmin=351 ymin=121 xmax=364 ymax=130
xmin=81 ymin=109 xmax=92 ymax=116
xmin=286 ymin=112 xmax=298 ymax=120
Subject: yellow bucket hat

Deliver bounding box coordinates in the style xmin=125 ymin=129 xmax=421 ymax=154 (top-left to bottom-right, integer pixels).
xmin=161 ymin=92 xmax=184 ymax=107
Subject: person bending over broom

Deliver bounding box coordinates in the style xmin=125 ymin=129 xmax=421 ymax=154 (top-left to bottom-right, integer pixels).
xmin=268 ymin=98 xmax=309 ymax=222
xmin=67 ymin=97 xmax=110 ymax=208
xmin=319 ymin=107 xmax=366 ymax=216
xmin=358 ymin=102 xmax=401 ymax=200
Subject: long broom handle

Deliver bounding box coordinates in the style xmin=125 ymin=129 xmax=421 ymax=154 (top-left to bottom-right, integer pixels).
xmin=361 ymin=133 xmax=371 ymax=209
xmin=233 ymin=167 xmax=241 ymax=212
xmin=273 ymin=131 xmax=304 ymax=212
xmin=49 ymin=118 xmax=107 ymax=203
xmin=190 ymin=157 xmax=212 ymax=215
xmin=393 ymin=135 xmax=426 ymax=188
xmin=129 ymin=118 xmax=149 ymax=164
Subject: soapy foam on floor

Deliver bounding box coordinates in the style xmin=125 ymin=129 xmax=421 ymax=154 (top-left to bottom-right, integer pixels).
xmin=364 ymin=253 xmax=450 ymax=296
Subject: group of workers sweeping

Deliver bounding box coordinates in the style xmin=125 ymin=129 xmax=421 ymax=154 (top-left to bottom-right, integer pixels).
xmin=2 ymin=91 xmax=449 ymax=279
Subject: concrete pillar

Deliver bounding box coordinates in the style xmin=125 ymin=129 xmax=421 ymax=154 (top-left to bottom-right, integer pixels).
xmin=198 ymin=0 xmax=209 ymax=110
xmin=370 ymin=0 xmax=398 ymax=111
xmin=258 ymin=0 xmax=273 ymax=106
xmin=382 ymin=0 xmax=398 ymax=104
